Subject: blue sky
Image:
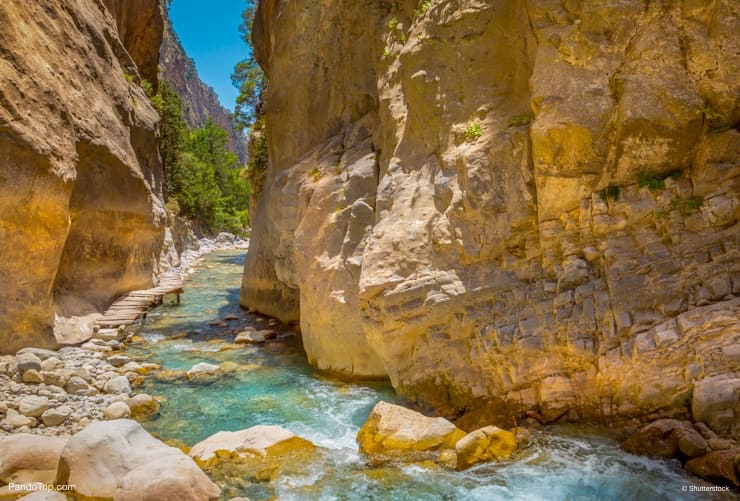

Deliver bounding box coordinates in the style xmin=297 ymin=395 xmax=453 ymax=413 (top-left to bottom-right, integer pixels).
xmin=168 ymin=0 xmax=248 ymax=111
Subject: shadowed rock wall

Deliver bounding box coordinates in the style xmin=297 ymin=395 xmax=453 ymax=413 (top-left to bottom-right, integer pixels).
xmin=0 ymin=0 xmax=166 ymax=353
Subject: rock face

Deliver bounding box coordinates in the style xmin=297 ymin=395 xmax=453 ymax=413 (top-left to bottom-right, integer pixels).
xmin=159 ymin=4 xmax=248 ymax=162
xmin=242 ymin=0 xmax=740 ymax=434
xmin=0 ymin=0 xmax=166 ymax=353
xmin=56 ymin=419 xmax=220 ymax=500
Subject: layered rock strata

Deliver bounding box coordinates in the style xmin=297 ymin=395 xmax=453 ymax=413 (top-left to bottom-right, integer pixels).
xmin=242 ymin=0 xmax=739 ymax=437
xmin=0 ymin=0 xmax=166 ymax=353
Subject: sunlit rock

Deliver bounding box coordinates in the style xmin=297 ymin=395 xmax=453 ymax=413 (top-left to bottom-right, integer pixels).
xmin=357 ymin=401 xmax=465 ymax=457
xmin=455 ymin=426 xmax=517 ymax=470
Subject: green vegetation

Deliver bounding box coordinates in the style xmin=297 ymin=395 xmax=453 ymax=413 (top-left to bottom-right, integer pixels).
xmin=308 ymin=166 xmax=322 ymax=182
xmin=465 ymin=121 xmax=483 ymax=141
xmin=697 ymin=106 xmax=730 ymax=133
xmin=140 ymin=79 xmax=154 ymax=97
xmin=232 ymin=3 xmax=266 ymax=132
xmin=414 ymin=1 xmax=433 ymax=16
xmin=599 ymin=185 xmax=620 ymax=201
xmin=387 ymin=16 xmax=399 ymax=31
xmin=156 ymin=82 xmax=250 ymax=235
xmin=508 ymin=112 xmax=534 ymax=127
xmin=637 ymin=169 xmax=681 ymax=190
xmin=123 ymin=72 xmax=135 ymax=84
xmin=608 ymin=72 xmax=624 ymax=99
xmin=671 ymin=195 xmax=704 ymax=216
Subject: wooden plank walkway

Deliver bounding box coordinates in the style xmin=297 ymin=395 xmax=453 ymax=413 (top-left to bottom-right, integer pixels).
xmin=94 ymin=274 xmax=184 ymax=331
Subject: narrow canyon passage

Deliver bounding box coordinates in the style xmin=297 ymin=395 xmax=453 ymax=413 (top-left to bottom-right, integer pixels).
xmin=121 ymin=251 xmax=728 ymax=500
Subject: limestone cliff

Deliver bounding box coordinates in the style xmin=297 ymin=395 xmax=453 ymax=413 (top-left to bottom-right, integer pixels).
xmin=0 ymin=0 xmax=166 ymax=353
xmin=159 ymin=4 xmax=248 ymax=163
xmin=242 ymin=0 xmax=740 ymax=437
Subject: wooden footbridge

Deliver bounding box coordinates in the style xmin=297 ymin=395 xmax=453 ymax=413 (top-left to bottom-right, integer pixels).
xmin=94 ymin=274 xmax=184 ymax=332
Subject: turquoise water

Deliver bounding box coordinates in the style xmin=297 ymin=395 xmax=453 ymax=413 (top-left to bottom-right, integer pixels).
xmin=126 ymin=250 xmax=732 ymax=500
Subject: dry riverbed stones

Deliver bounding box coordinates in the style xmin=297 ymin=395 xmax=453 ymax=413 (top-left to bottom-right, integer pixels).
xmin=0 ymin=346 xmax=160 ymax=437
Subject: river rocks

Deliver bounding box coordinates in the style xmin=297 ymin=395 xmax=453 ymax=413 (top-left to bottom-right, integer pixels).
xmin=0 ymin=434 xmax=67 ymax=484
xmin=684 ymin=448 xmax=740 ymax=488
xmin=455 ymin=426 xmax=517 ymax=470
xmin=16 ymin=348 xmax=58 ymax=362
xmin=190 ymin=425 xmax=316 ymax=482
xmin=41 ymin=406 xmax=72 ymax=427
xmin=65 ymin=376 xmax=93 ymax=396
xmin=0 ymin=346 xmax=145 ymax=437
xmin=22 ymin=370 xmax=43 ymax=384
xmin=235 ymin=330 xmax=276 ymax=344
xmin=127 ymin=393 xmax=159 ymax=418
xmin=107 ymin=355 xmax=132 ymax=367
xmin=4 ymin=409 xmax=35 ymax=429
xmin=621 ymin=419 xmax=707 ymax=459
xmin=103 ymin=401 xmax=131 ymax=420
xmin=16 ymin=353 xmax=42 ymax=374
xmin=17 ymin=491 xmax=68 ymax=501
xmin=190 ymin=425 xmax=315 ymax=466
xmin=187 ymin=363 xmax=220 ymax=376
xmin=56 ymin=419 xmax=220 ymax=499
xmin=40 ymin=371 xmax=68 ymax=388
xmin=18 ymin=396 xmax=49 ymax=418
xmin=357 ymin=402 xmax=466 ymax=456
xmin=103 ymin=376 xmax=132 ymax=395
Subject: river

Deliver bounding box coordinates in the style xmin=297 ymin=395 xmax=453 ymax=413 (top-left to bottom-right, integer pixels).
xmin=123 ymin=250 xmax=730 ymax=500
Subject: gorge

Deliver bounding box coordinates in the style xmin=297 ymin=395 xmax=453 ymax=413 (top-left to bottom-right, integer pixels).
xmin=0 ymin=0 xmax=738 ymax=499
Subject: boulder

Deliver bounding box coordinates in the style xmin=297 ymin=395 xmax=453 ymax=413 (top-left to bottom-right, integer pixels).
xmin=103 ymin=375 xmax=132 ymax=395
xmin=4 ymin=408 xmax=36 ymax=428
xmin=56 ymin=419 xmax=220 ymax=499
xmin=621 ymin=419 xmax=707 ymax=459
xmin=18 ymin=491 xmax=68 ymax=501
xmin=0 ymin=434 xmax=67 ymax=484
xmin=107 ymin=355 xmax=131 ymax=367
xmin=103 ymin=401 xmax=131 ymax=419
xmin=357 ymin=401 xmax=466 ymax=456
xmin=18 ymin=396 xmax=49 ymax=418
xmin=235 ymin=331 xmax=267 ymax=344
xmin=190 ymin=425 xmax=315 ymax=466
xmin=127 ymin=393 xmax=159 ymax=418
xmin=40 ymin=370 xmax=68 ymax=388
xmin=16 ymin=348 xmax=58 ymax=361
xmin=40 ymin=357 xmax=64 ymax=371
xmin=684 ymin=448 xmax=740 ymax=488
xmin=455 ymin=426 xmax=517 ymax=470
xmin=16 ymin=352 xmax=42 ymax=374
xmin=22 ymin=369 xmax=43 ymax=384
xmin=187 ymin=363 xmax=220 ymax=376
xmin=65 ymin=376 xmax=93 ymax=395
xmin=189 ymin=425 xmax=316 ymax=482
xmin=41 ymin=406 xmax=72 ymax=426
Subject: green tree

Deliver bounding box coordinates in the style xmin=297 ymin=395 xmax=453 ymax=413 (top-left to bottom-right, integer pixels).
xmin=156 ymin=81 xmax=187 ymax=200
xmin=232 ymin=3 xmax=265 ymax=131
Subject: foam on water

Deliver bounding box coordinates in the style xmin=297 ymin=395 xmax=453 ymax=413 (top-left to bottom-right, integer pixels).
xmin=125 ymin=250 xmax=734 ymax=501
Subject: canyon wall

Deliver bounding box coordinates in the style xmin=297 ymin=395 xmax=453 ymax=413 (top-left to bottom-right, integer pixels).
xmin=242 ymin=0 xmax=739 ymax=437
xmin=160 ymin=5 xmax=249 ymax=163
xmin=0 ymin=0 xmax=166 ymax=353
